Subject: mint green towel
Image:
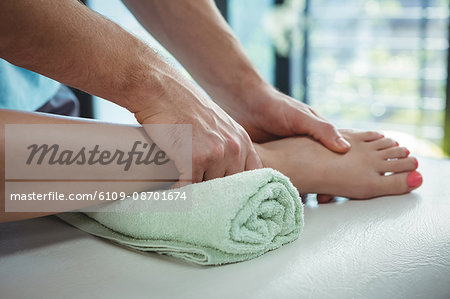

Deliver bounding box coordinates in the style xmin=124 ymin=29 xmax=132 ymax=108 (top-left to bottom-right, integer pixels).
xmin=57 ymin=168 xmax=303 ymax=265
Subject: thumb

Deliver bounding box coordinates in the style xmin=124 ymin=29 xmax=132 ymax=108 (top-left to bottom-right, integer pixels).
xmin=300 ymin=116 xmax=351 ymax=153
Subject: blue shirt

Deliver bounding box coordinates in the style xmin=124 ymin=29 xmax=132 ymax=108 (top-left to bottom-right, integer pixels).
xmin=0 ymin=59 xmax=60 ymax=111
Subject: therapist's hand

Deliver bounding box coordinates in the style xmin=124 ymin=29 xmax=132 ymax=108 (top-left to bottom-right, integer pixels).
xmin=132 ymin=71 xmax=262 ymax=184
xmin=224 ymin=82 xmax=351 ymax=153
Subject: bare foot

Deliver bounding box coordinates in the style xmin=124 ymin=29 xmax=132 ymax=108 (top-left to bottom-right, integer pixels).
xmin=254 ymin=129 xmax=422 ymax=199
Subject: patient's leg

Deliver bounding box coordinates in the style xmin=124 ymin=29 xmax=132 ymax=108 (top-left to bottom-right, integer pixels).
xmin=254 ymin=129 xmax=422 ymax=199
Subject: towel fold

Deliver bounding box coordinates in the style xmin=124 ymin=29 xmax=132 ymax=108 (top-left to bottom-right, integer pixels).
xmin=58 ymin=168 xmax=303 ymax=265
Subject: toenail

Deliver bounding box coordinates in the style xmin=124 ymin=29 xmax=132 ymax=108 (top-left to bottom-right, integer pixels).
xmin=414 ymin=158 xmax=418 ymax=168
xmin=407 ymin=171 xmax=422 ymax=188
xmin=405 ymin=148 xmax=410 ymax=156
xmin=395 ymin=141 xmax=399 ymax=146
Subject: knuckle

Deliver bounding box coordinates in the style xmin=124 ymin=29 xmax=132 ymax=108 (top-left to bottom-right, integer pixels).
xmin=320 ymin=122 xmax=335 ymax=132
xmin=192 ymin=153 xmax=207 ymax=166
xmin=193 ymin=135 xmax=226 ymax=165
xmin=237 ymin=126 xmax=252 ymax=142
xmin=207 ymin=143 xmax=225 ymax=162
xmin=190 ymin=167 xmax=203 ymax=183
xmin=226 ymin=136 xmax=241 ymax=156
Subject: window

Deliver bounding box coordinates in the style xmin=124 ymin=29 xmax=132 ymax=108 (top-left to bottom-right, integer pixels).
xmin=88 ymin=0 xmax=450 ymax=154
xmin=229 ymin=0 xmax=275 ymax=84
xmin=229 ymin=0 xmax=450 ymax=153
xmin=307 ymin=0 xmax=448 ymax=144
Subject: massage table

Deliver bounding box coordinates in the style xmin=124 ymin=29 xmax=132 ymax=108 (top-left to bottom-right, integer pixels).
xmin=1 ymin=157 xmax=449 ymax=298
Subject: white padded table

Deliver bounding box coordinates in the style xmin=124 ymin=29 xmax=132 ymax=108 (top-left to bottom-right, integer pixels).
xmin=1 ymin=157 xmax=450 ymax=299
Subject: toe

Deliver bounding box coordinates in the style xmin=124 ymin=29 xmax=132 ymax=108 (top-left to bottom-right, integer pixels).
xmin=406 ymin=171 xmax=423 ymax=190
xmin=378 ymin=157 xmax=418 ymax=173
xmin=355 ymin=131 xmax=384 ymax=142
xmin=370 ymin=137 xmax=398 ymax=151
xmin=377 ymin=171 xmax=423 ymax=196
xmin=380 ymin=146 xmax=410 ymax=160
xmin=317 ymin=194 xmax=334 ymax=203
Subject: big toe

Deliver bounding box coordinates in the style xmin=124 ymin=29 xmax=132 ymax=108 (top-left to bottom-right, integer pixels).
xmin=378 ymin=171 xmax=423 ymax=196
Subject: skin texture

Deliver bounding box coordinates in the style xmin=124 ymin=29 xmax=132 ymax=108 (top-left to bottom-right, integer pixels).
xmin=0 ymin=0 xmax=350 ymax=185
xmin=255 ymin=130 xmax=421 ymax=200
xmin=0 ymin=0 xmax=261 ymax=184
xmin=0 ymin=1 xmax=420 ymax=222
xmin=0 ymin=111 xmax=422 ymax=223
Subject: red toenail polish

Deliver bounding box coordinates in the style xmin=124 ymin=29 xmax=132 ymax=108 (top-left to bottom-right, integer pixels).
xmin=405 ymin=148 xmax=410 ymax=156
xmin=414 ymin=158 xmax=418 ymax=168
xmin=407 ymin=171 xmax=422 ymax=188
xmin=395 ymin=141 xmax=399 ymax=146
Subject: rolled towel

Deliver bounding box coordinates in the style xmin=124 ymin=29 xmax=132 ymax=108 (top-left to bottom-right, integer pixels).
xmin=57 ymin=168 xmax=303 ymax=265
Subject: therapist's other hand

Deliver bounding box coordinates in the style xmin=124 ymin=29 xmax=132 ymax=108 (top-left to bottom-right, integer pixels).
xmin=132 ymin=73 xmax=262 ymax=184
xmin=225 ymin=82 xmax=351 ymax=153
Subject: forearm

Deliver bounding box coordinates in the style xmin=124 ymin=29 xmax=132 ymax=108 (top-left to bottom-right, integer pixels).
xmin=0 ymin=0 xmax=175 ymax=111
xmin=122 ymin=0 xmax=352 ymax=153
xmin=0 ymin=109 xmax=177 ymax=223
xmin=123 ymin=0 xmax=266 ymax=110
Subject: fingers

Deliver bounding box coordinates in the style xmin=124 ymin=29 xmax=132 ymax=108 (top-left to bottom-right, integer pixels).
xmin=135 ymin=67 xmax=263 ymax=185
xmin=303 ymin=115 xmax=351 ymax=153
xmin=173 ymin=172 xmax=194 ymax=189
xmin=203 ymin=168 xmax=226 ymax=181
xmin=282 ymin=97 xmax=351 ymax=153
xmin=192 ymin=142 xmax=223 ymax=183
xmin=244 ymin=148 xmax=263 ymax=171
xmin=200 ymin=143 xmax=227 ymax=181
xmin=291 ymin=103 xmax=351 ymax=153
xmin=191 ymin=127 xmax=262 ymax=183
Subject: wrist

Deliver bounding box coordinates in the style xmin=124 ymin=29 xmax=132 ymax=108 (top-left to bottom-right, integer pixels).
xmin=116 ymin=47 xmax=175 ymax=119
xmin=211 ymin=64 xmax=270 ymax=112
